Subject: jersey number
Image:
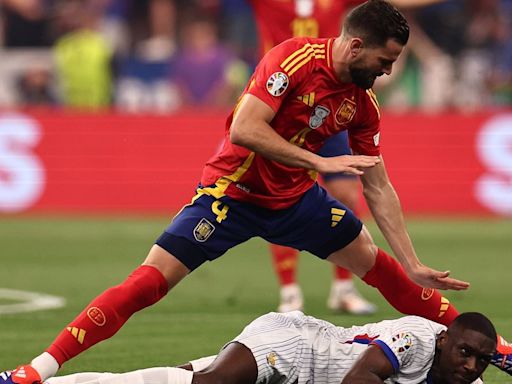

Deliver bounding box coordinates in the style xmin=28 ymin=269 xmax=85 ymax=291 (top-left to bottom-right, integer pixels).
xmin=291 ymin=18 xmax=319 ymax=38
xmin=211 ymin=200 xmax=229 ymax=223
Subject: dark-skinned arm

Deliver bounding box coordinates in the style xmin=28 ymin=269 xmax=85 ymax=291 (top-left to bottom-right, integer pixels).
xmin=341 ymin=345 xmax=395 ymax=383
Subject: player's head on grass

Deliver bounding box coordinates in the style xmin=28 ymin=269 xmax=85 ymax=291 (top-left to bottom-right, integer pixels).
xmin=340 ymin=0 xmax=409 ymax=89
xmin=432 ymin=312 xmax=497 ymax=384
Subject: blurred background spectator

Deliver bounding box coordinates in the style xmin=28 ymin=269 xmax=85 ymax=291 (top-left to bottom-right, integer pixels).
xmin=0 ymin=0 xmax=509 ymax=111
xmin=172 ymin=15 xmax=249 ymax=107
xmin=115 ymin=0 xmax=181 ymax=113
xmin=53 ymin=0 xmax=113 ymax=109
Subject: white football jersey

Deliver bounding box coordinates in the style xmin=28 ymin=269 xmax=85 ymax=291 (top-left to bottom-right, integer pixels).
xmin=232 ymin=311 xmax=447 ymax=384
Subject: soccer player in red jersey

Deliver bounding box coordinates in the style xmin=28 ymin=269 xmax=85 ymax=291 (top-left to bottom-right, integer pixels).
xmin=2 ymin=2 xmax=511 ymax=383
xmin=248 ymin=0 xmax=377 ymax=315
xmin=248 ymin=0 xmax=455 ymax=315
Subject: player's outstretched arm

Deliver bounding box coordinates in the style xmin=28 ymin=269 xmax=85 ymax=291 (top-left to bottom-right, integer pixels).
xmin=230 ymin=95 xmax=379 ymax=174
xmin=341 ymin=345 xmax=394 ymax=383
xmin=360 ymin=156 xmax=469 ymax=291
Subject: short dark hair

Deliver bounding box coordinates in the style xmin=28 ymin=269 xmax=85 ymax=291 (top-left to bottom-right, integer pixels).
xmin=342 ymin=0 xmax=409 ymax=47
xmin=449 ymin=312 xmax=497 ymax=343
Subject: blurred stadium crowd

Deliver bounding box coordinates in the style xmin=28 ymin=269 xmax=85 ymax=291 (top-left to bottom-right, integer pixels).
xmin=0 ymin=0 xmax=511 ymax=113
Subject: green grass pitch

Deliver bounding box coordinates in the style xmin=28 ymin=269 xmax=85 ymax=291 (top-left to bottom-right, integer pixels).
xmin=0 ymin=216 xmax=510 ymax=382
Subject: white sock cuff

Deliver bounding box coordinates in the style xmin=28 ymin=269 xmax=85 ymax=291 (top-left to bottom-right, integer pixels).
xmin=31 ymin=352 xmax=60 ymax=381
xmin=165 ymin=368 xmax=193 ymax=384
xmin=189 ymin=355 xmax=217 ymax=371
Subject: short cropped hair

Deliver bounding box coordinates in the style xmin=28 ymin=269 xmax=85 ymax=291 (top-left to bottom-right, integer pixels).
xmin=342 ymin=0 xmax=409 ymax=47
xmin=450 ymin=312 xmax=497 ymax=343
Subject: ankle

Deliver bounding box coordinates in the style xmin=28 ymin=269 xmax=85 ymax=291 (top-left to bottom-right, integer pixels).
xmin=31 ymin=352 xmax=59 ymax=381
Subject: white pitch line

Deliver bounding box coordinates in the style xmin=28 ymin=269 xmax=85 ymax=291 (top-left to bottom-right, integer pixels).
xmin=0 ymin=288 xmax=65 ymax=315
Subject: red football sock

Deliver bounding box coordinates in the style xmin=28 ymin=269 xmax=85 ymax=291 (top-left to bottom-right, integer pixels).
xmin=46 ymin=265 xmax=168 ymax=366
xmin=270 ymin=244 xmax=299 ymax=286
xmin=334 ymin=266 xmax=352 ymax=280
xmin=362 ymin=249 xmax=459 ymax=326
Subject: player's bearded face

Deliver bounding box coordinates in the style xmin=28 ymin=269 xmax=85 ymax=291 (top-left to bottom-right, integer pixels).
xmin=348 ymin=62 xmax=381 ymax=89
xmin=348 ymin=40 xmax=403 ymax=89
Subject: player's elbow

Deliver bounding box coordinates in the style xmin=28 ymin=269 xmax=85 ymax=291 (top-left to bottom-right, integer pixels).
xmin=230 ymin=119 xmax=251 ymax=147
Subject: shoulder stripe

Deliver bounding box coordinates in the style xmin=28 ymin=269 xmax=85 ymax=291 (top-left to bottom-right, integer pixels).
xmin=366 ymin=89 xmax=381 ymax=120
xmin=280 ymin=43 xmax=325 ymax=68
xmin=280 ymin=43 xmax=326 ymax=76
xmin=326 ymin=39 xmax=332 ymax=68
xmin=367 ymin=89 xmax=380 ymax=107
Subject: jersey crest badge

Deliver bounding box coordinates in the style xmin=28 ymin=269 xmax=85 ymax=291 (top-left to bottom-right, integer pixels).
xmin=266 ymin=72 xmax=289 ymax=96
xmin=391 ymin=332 xmax=413 ymax=354
xmin=309 ymin=105 xmax=330 ymax=129
xmin=266 ymin=351 xmax=277 ymax=366
xmin=193 ymin=218 xmax=216 ymax=242
xmin=335 ymin=98 xmax=357 ymax=125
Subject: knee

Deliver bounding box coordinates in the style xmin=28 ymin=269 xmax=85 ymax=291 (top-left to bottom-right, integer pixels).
xmin=143 ymin=244 xmax=190 ymax=288
xmin=327 ymin=228 xmax=378 ymax=277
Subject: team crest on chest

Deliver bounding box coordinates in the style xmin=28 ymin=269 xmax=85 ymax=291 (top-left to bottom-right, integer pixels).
xmin=309 ymin=105 xmax=330 ymax=129
xmin=266 ymin=72 xmax=289 ymax=96
xmin=335 ymin=98 xmax=357 ymax=125
xmin=193 ymin=218 xmax=215 ymax=242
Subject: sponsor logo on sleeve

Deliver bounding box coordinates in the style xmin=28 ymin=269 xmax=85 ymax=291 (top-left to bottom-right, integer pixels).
xmin=266 ymin=72 xmax=289 ymax=96
xmin=373 ymin=132 xmax=380 ymax=146
xmin=391 ymin=332 xmax=413 ymax=354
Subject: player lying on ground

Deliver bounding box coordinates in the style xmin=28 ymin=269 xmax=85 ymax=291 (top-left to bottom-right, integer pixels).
xmin=1 ymin=1 xmax=511 ymax=383
xmin=34 ymin=311 xmax=496 ymax=384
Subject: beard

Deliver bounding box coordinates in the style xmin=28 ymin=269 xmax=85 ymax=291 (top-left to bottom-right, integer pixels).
xmin=349 ymin=64 xmax=380 ymax=89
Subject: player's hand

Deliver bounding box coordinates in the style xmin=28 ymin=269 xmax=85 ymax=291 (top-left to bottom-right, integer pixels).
xmin=407 ymin=264 xmax=470 ymax=291
xmin=316 ymin=155 xmax=380 ymax=175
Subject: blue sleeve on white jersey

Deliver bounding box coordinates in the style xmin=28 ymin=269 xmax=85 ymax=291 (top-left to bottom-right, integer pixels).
xmin=371 ymin=340 xmax=399 ymax=373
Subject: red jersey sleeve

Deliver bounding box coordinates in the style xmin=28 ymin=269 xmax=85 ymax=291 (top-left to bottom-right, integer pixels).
xmin=349 ymin=89 xmax=381 ymax=156
xmin=246 ymin=38 xmax=312 ymax=113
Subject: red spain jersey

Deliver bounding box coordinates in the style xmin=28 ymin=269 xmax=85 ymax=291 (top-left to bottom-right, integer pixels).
xmin=200 ymin=37 xmax=381 ymax=210
xmin=248 ymin=0 xmax=363 ymax=55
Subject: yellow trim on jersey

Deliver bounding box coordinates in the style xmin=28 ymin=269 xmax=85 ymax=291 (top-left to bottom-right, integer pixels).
xmin=200 ymin=152 xmax=257 ymax=199
xmin=326 ymin=39 xmax=332 ymax=68
xmin=289 ymin=127 xmax=312 ymax=147
xmin=280 ymin=43 xmax=326 ymax=77
xmin=366 ymin=89 xmax=381 ymax=120
xmin=169 ymin=153 xmax=256 ymax=223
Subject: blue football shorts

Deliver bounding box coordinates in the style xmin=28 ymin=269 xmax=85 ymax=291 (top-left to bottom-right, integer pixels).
xmin=319 ymin=130 xmax=356 ymax=181
xmin=155 ymin=183 xmax=363 ymax=271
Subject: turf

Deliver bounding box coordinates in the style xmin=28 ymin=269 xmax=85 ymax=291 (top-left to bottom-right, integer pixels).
xmin=0 ymin=216 xmax=510 ymax=382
